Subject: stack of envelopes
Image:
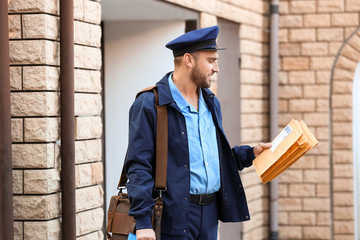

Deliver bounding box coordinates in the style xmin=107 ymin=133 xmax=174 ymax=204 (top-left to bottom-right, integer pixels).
xmin=253 ymin=119 xmax=318 ymax=184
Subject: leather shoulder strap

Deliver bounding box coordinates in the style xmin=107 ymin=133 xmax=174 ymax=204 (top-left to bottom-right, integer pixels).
xmin=118 ymin=86 xmax=168 ymax=190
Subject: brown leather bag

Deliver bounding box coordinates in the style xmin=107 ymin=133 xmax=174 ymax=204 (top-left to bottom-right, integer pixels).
xmin=106 ymin=86 xmax=168 ymax=240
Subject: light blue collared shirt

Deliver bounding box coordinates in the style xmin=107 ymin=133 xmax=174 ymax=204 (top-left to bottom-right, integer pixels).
xmin=168 ymin=74 xmax=220 ymax=194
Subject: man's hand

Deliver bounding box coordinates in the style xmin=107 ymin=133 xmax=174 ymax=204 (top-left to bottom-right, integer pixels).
xmin=136 ymin=228 xmax=156 ymax=240
xmin=253 ymin=142 xmax=272 ymax=157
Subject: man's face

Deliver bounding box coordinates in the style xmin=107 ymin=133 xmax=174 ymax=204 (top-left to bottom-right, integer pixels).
xmin=190 ymin=50 xmax=219 ymax=89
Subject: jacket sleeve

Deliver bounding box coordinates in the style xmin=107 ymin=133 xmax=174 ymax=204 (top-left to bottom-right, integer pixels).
xmin=232 ymin=145 xmax=255 ymax=171
xmin=124 ymin=92 xmax=156 ymax=230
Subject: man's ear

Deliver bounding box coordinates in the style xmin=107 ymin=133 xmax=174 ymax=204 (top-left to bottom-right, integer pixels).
xmin=183 ymin=53 xmax=195 ymax=68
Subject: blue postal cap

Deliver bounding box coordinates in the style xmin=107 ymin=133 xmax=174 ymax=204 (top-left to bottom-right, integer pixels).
xmin=165 ymin=26 xmax=225 ymax=57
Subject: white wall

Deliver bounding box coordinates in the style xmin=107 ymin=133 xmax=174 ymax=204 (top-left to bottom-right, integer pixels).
xmin=104 ymin=20 xmax=185 ymax=209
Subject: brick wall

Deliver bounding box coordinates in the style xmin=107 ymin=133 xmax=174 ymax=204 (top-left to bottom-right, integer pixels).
xmin=9 ymin=0 xmax=104 ymax=239
xmin=278 ymin=0 xmax=359 ymax=239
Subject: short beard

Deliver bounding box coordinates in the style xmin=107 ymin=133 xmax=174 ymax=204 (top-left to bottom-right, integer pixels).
xmin=190 ymin=64 xmax=211 ymax=89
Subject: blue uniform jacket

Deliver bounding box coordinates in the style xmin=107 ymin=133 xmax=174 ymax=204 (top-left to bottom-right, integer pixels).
xmin=125 ymin=72 xmax=255 ymax=235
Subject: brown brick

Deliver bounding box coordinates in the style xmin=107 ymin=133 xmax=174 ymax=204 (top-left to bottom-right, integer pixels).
xmin=13 ymin=144 xmax=55 ymax=168
xmin=317 ymin=184 xmax=330 ymax=197
xmin=279 ymin=29 xmax=289 ymax=43
xmin=75 ymin=116 xmax=103 ymax=140
xmin=75 ymin=93 xmax=102 ymax=116
xmin=13 ymin=170 xmax=23 ymax=194
xmin=76 ymin=208 xmax=104 ymax=236
xmin=333 ymin=178 xmax=353 ymax=192
xmin=332 ymin=136 xmax=352 ymax=150
xmin=289 ymin=99 xmax=316 ymax=112
xmin=316 ymin=70 xmax=331 ymax=84
xmin=279 ymin=169 xmax=303 ymax=183
xmin=332 ymin=13 xmax=359 ymax=26
xmin=240 ymin=24 xmax=268 ymax=42
xmin=333 ymin=220 xmax=354 ymax=234
xmin=241 ymin=84 xmax=269 ymax=99
xmin=303 ymin=198 xmax=330 ymax=211
xmin=310 ymin=57 xmax=334 ymax=70
xmin=329 ymin=41 xmax=344 ymax=55
xmin=280 ymin=43 xmax=301 ymax=56
xmin=241 ymin=55 xmax=268 ymax=71
xmin=24 ymin=118 xmax=60 ymax=142
xmin=332 ymin=81 xmax=353 ymax=94
xmin=278 ymin=212 xmax=288 ymax=225
xmin=345 ymin=0 xmax=360 ymax=11
xmin=333 ymin=68 xmax=356 ymax=80
xmin=279 ymin=71 xmax=288 ymax=84
xmin=316 ymin=99 xmax=329 ymax=112
xmin=333 ymin=150 xmax=353 ymax=164
xmin=8 ymin=0 xmax=58 ymax=14
xmin=333 ymin=164 xmax=353 ymax=177
xmin=316 ymin=127 xmax=329 ymax=141
xmin=317 ymin=28 xmax=344 ymax=41
xmin=11 ymin=118 xmax=23 ymax=142
xmin=75 ymin=139 xmax=102 ymax=164
xmin=279 ymin=226 xmax=302 ymax=239
xmin=241 ymin=99 xmax=269 ymax=113
xmin=289 ymin=184 xmax=315 ymax=197
xmin=303 ymin=226 xmax=330 ymax=239
xmin=283 ymin=57 xmax=309 ymax=70
xmin=304 ymin=14 xmax=331 ymax=27
xmin=318 ymin=0 xmax=345 ymax=12
xmin=22 ymin=14 xmax=58 ymax=39
xmin=289 ymin=29 xmax=316 ymax=42
xmin=303 ymin=113 xmax=328 ymax=126
xmin=241 ymin=113 xmax=268 ymax=128
xmin=24 ymin=169 xmax=60 ymax=194
xmin=13 ymin=194 xmax=60 ymax=220
xmin=317 ymin=212 xmax=331 ymax=225
xmin=301 ymin=42 xmax=328 ymax=56
xmin=279 ymin=15 xmax=303 ymax=28
xmin=279 ymin=198 xmax=302 ymax=211
xmin=289 ymin=212 xmax=316 ymax=225
xmin=279 ymin=85 xmax=303 ymax=99
xmin=304 ymin=170 xmax=330 ymax=183
xmin=289 ymin=71 xmax=316 ymax=84
xmin=331 ymin=94 xmax=352 ymax=107
xmin=241 ymin=40 xmax=268 ymax=56
xmin=341 ymin=44 xmax=360 ymax=62
xmin=10 ymin=67 xmax=22 ymax=90
xmin=23 ymin=66 xmax=59 ymax=91
xmin=75 ymin=69 xmax=101 ymax=93
xmin=332 ymin=108 xmax=352 ymax=121
xmin=333 ymin=192 xmax=353 ymax=206
xmin=333 ymin=207 xmax=354 ymax=220
xmin=14 ymin=221 xmax=23 ymax=240
xmin=24 ymin=219 xmax=60 ymax=240
xmin=336 ymin=56 xmax=358 ymax=71
xmin=333 ymin=122 xmax=352 ymax=135
xmin=76 ymin=185 xmax=103 ymax=212
xmin=279 ymin=100 xmax=288 ymax=112
xmin=9 ymin=15 xmax=21 ymax=39
xmin=290 ymin=1 xmax=316 ymax=13
xmin=304 ymin=85 xmax=329 ymax=98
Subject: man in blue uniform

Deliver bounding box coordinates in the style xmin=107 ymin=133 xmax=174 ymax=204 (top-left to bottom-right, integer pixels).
xmin=125 ymin=26 xmax=271 ymax=240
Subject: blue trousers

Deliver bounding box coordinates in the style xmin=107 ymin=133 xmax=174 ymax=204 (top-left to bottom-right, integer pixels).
xmin=161 ymin=197 xmax=218 ymax=240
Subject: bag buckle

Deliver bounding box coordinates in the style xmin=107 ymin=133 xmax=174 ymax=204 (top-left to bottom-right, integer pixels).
xmin=155 ymin=187 xmax=167 ymax=198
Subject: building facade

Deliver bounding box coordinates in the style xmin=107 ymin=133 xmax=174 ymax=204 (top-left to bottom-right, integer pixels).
xmin=3 ymin=0 xmax=359 ymax=239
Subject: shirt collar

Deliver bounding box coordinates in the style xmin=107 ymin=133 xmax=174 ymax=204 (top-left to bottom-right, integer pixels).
xmin=168 ymin=73 xmax=207 ymax=113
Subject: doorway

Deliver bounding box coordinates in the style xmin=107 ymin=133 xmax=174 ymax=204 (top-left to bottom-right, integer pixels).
xmin=101 ymin=0 xmax=198 ymax=213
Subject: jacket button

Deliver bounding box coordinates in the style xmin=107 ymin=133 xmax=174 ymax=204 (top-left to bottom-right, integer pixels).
xmin=185 ymin=197 xmax=188 ymax=200
xmin=184 ymin=164 xmax=188 ymax=168
xmin=184 ymin=230 xmax=187 ymax=233
xmin=181 ymin=131 xmax=185 ymax=135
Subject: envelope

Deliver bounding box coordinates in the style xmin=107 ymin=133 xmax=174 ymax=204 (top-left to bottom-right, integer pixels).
xmin=253 ymin=119 xmax=318 ymax=184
